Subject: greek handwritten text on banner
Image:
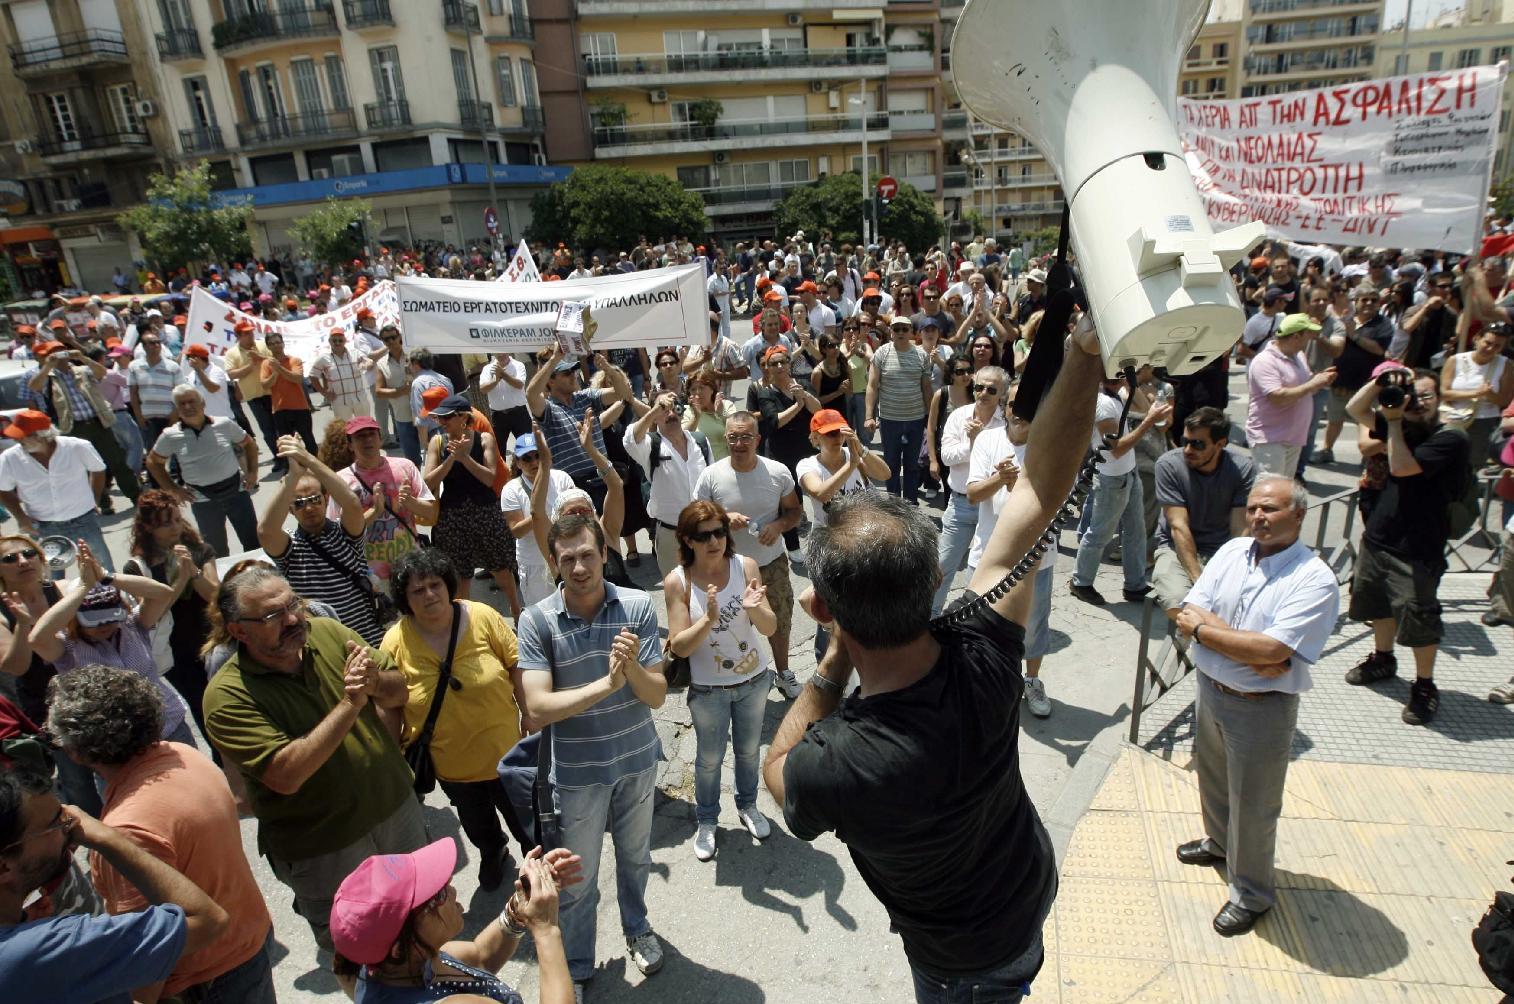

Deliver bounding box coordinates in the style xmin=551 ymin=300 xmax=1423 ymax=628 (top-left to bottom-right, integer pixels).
xmin=183 ymin=281 xmax=401 ymax=368
xmin=1178 ymin=65 xmax=1507 ymax=253
xmin=398 ymin=262 xmax=708 ymax=353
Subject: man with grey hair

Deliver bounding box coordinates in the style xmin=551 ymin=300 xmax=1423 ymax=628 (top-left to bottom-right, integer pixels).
xmin=932 ymin=363 xmax=1009 ymax=615
xmin=1172 ymin=474 xmax=1339 ymax=937
xmin=145 ymin=385 xmax=259 ymax=557
xmin=406 ymin=348 xmax=453 ymax=441
xmin=47 ymin=666 xmax=277 ymax=1002
xmin=202 ymin=565 xmax=423 ymax=950
xmin=763 ymin=315 xmax=1107 ymax=1002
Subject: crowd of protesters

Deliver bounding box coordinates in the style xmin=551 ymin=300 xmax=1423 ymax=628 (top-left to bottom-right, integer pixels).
xmin=0 ymin=213 xmax=1512 ymax=1003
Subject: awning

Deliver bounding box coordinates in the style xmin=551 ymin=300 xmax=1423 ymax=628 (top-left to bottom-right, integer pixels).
xmin=0 ymin=226 xmax=54 ymax=246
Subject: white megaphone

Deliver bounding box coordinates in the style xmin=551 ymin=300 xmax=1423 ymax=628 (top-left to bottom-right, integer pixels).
xmin=952 ymin=0 xmax=1265 ymax=375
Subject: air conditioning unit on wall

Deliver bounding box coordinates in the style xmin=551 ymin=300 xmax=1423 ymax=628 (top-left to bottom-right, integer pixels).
xmin=56 ymin=198 xmax=82 ymax=212
xmin=649 ymin=89 xmax=668 ymax=103
xmin=14 ymin=139 xmax=33 ymax=154
xmin=714 ymin=151 xmax=728 ymax=164
xmin=809 ymin=80 xmax=826 ymax=93
xmin=786 ymin=13 xmax=803 ymax=26
xmin=310 ymin=167 xmax=332 ymax=179
xmin=135 ymin=99 xmax=158 ymax=117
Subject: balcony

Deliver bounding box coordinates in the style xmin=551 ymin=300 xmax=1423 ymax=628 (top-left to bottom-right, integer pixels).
xmin=995 ymin=199 xmax=1065 ymax=215
xmin=501 ymin=106 xmax=546 ymax=133
xmin=179 ymin=125 xmax=226 ymax=154
xmin=692 ymin=181 xmax=808 ymax=213
xmin=994 ymin=172 xmax=1059 ymax=187
xmin=458 ymin=100 xmax=493 ymax=130
xmin=343 ymin=0 xmax=394 ymax=28
xmin=940 ymin=51 xmax=952 ymax=75
xmin=592 ymin=112 xmax=889 ymax=158
xmin=886 ymin=44 xmax=934 ymax=72
xmin=364 ymin=100 xmax=411 ymax=131
xmin=888 ymin=109 xmax=936 ymax=133
xmin=584 ymin=46 xmax=886 ymax=87
xmin=443 ymin=0 xmax=481 ymax=32
xmin=485 ymin=13 xmax=533 ymax=42
xmin=1249 ymin=0 xmax=1380 ymax=18
xmin=1184 ymin=56 xmax=1230 ymax=70
xmin=212 ymin=4 xmax=338 ymax=54
xmin=902 ymin=173 xmax=937 ymax=193
xmin=9 ymin=29 xmax=129 ymax=76
xmin=976 ymin=145 xmax=1044 ymax=162
xmin=156 ymin=27 xmax=203 ymax=61
xmin=235 ymin=109 xmax=357 ymax=150
xmin=942 ymin=110 xmax=968 ymax=133
xmin=577 ymin=0 xmax=885 ymax=12
xmin=37 ymin=129 xmax=151 ymax=164
xmin=942 ymin=170 xmax=970 ymax=192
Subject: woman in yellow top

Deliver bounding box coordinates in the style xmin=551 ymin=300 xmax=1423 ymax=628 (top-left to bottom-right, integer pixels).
xmin=382 ymin=547 xmax=535 ymax=892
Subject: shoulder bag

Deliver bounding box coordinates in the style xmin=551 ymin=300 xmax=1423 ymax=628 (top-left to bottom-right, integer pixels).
xmin=404 ymin=601 xmax=463 ymax=796
xmin=496 ymin=605 xmax=560 ymax=852
xmin=663 ymin=566 xmax=693 ymax=690
xmin=301 ymin=528 xmax=399 ymax=628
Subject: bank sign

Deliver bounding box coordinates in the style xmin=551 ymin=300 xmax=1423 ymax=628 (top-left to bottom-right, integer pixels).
xmin=209 ymin=163 xmax=572 ymax=209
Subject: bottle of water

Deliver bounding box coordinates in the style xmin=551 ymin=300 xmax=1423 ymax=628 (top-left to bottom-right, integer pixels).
xmin=1154 ymin=385 xmax=1171 ymax=429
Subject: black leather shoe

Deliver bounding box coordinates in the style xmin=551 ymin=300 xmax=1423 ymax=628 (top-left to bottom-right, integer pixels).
xmin=1213 ymin=902 xmax=1267 ymax=936
xmin=1176 ymin=839 xmax=1226 ymax=866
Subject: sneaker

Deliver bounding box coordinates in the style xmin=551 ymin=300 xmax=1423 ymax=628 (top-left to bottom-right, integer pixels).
xmin=1402 ymin=678 xmax=1439 ymax=726
xmin=1068 ymin=580 xmax=1107 ymax=606
xmin=773 ymin=669 xmax=802 ymax=699
xmin=693 ymin=823 xmax=717 ymax=861
xmin=1344 ymin=650 xmax=1397 ymax=685
xmin=1022 ymin=677 xmax=1052 ymax=718
xmin=1482 ymin=610 xmax=1513 ymax=628
xmin=1311 ymin=447 xmax=1334 ymax=464
xmin=627 ymin=931 xmax=664 ymax=975
xmin=1489 ymin=679 xmax=1514 ymax=704
xmin=924 ymin=486 xmax=939 ymax=500
xmin=786 ymin=548 xmax=804 ymax=566
xmin=738 ymin=806 xmax=772 ymax=840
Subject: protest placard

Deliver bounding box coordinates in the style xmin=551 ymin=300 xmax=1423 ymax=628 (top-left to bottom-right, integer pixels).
xmin=182 ymin=281 xmax=401 ymax=367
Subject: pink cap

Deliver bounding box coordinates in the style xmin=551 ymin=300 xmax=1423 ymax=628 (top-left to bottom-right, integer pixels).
xmin=330 ymin=838 xmax=456 ymax=965
xmin=1371 ymin=359 xmax=1411 ymax=380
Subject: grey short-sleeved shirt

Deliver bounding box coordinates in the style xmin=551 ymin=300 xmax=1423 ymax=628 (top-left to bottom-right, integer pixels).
xmin=694 ymin=456 xmax=795 ymax=566
xmin=1153 ymin=447 xmax=1255 ymax=556
xmin=150 ymin=416 xmax=247 ymax=488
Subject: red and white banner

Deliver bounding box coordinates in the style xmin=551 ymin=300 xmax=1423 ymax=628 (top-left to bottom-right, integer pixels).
xmin=183 ymin=281 xmax=401 ymax=367
xmin=1179 ymin=65 xmax=1507 ymax=253
xmin=498 ymin=242 xmax=541 ymax=284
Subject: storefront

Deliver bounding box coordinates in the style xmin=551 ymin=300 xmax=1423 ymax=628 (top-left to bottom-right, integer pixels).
xmin=58 ymin=222 xmax=135 ymax=295
xmin=0 ymin=226 xmax=67 ymax=297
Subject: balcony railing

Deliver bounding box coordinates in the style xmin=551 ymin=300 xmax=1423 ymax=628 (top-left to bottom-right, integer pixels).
xmin=942 ymin=170 xmax=970 ymax=190
xmin=592 ymin=112 xmax=888 ymax=149
xmin=520 ymin=106 xmax=545 ymax=131
xmin=343 ymin=0 xmax=394 ymax=28
xmin=179 ymin=125 xmax=225 ymax=154
xmin=235 ymin=108 xmax=357 ymax=149
xmin=886 ymin=44 xmax=935 ymax=71
xmin=1250 ymin=0 xmax=1380 ymax=14
xmin=37 ymin=129 xmax=151 ymax=159
xmin=76 ymin=182 xmax=113 ymax=209
xmin=994 ymin=172 xmax=1059 ymax=186
xmin=459 ymin=99 xmax=493 ymax=129
xmin=156 ymin=27 xmax=202 ymax=61
xmin=888 ymin=110 xmax=936 ymax=133
xmin=942 ymin=110 xmax=968 ymax=131
xmin=212 ymin=4 xmax=338 ymax=52
xmin=10 ymin=29 xmax=128 ymax=72
xmin=487 ymin=13 xmax=533 ymax=40
xmin=995 ymin=200 xmax=1065 ymax=215
xmin=584 ymin=46 xmax=885 ymax=77
xmin=364 ymin=100 xmax=411 ymax=130
xmin=940 ymin=51 xmax=952 ymax=72
xmin=443 ymin=0 xmax=481 ymax=31
xmin=691 ymin=182 xmax=807 ymax=207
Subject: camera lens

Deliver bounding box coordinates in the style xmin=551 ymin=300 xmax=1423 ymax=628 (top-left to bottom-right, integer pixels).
xmin=1378 ymin=384 xmax=1406 ymax=408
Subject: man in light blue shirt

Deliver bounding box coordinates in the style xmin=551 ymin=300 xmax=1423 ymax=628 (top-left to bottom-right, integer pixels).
xmin=1172 ymin=474 xmax=1339 ymax=938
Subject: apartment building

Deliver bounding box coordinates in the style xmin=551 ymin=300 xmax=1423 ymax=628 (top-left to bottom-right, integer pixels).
xmin=1240 ymin=0 xmax=1384 ymax=98
xmin=547 ymin=0 xmax=970 ymax=244
xmin=1180 ymin=18 xmax=1245 ymax=99
xmin=0 ymin=0 xmax=568 ymax=293
xmin=1375 ymin=16 xmax=1514 ymax=179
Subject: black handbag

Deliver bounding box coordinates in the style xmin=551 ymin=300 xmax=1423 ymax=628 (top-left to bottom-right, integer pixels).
xmin=302 ymin=529 xmax=400 ymax=628
xmin=404 ymin=602 xmax=463 ymax=796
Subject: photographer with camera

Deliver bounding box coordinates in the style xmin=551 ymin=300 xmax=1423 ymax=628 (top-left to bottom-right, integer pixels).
xmin=624 ymin=391 xmax=710 ymax=575
xmin=1316 ymin=283 xmax=1395 ymax=465
xmin=1342 ymin=366 xmax=1470 ymax=726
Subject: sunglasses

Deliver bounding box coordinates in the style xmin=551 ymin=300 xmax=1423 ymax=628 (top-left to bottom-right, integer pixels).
xmin=141 ymin=339 xmax=161 ymax=346
xmin=972 ymin=383 xmax=999 ymax=395
xmin=0 ymin=548 xmax=39 ymax=564
xmin=953 ymin=368 xmax=973 ymax=377
xmin=1181 ymin=438 xmax=1213 ymax=449
xmin=238 ymin=597 xmax=304 ymax=625
xmin=686 ymin=526 xmax=729 ymax=543
xmin=726 ymin=433 xmax=756 ymax=443
xmin=291 ymin=493 xmax=325 ymax=510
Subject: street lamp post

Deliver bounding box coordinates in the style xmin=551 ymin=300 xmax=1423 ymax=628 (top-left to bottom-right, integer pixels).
xmin=851 ymin=82 xmax=870 ymax=247
xmin=461 ymin=1 xmax=502 ymax=261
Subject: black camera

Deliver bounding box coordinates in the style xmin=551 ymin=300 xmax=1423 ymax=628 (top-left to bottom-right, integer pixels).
xmin=1376 ymin=369 xmax=1408 ymax=408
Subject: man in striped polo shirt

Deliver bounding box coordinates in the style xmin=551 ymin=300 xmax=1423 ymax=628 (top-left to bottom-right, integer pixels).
xmin=865 ymin=315 xmax=933 ymax=503
xmin=518 ymin=513 xmax=667 ymax=998
xmin=128 ymin=331 xmax=184 ymax=450
xmin=525 ymin=343 xmax=633 ymax=510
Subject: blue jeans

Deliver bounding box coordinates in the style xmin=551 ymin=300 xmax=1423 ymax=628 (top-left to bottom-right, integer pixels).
xmin=735 ymin=271 xmax=754 ymax=307
xmin=110 ymin=411 xmax=144 ymax=472
xmin=1296 ymin=388 xmax=1327 ymax=477
xmin=1072 ymin=470 xmax=1147 ymax=591
xmin=687 ymin=672 xmax=768 ymax=825
xmin=846 ymin=393 xmax=869 ymax=444
xmin=191 ymin=488 xmax=258 ymax=558
xmin=910 ymin=929 xmax=1043 ymax=1003
xmin=1024 ymin=563 xmax=1055 ymax=660
xmin=395 ymin=420 xmax=421 ymax=467
xmin=182 ymin=929 xmax=277 ymax=1003
xmin=556 ymin=767 xmax=656 ymax=981
xmin=933 ymin=491 xmax=979 ymax=615
xmin=35 ymin=511 xmax=114 ymax=573
xmin=880 ymin=417 xmax=926 ymax=502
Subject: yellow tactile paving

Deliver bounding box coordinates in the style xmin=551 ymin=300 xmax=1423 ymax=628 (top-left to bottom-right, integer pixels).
xmin=1048 ymin=747 xmax=1512 ymax=1003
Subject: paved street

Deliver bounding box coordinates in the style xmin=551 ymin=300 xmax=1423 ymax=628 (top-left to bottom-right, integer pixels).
xmin=77 ymin=366 xmax=1510 ymax=1003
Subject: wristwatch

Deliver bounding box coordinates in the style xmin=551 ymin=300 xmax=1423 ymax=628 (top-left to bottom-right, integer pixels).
xmin=1193 ymin=624 xmax=1204 ymax=647
xmin=810 ymin=672 xmax=844 ymax=696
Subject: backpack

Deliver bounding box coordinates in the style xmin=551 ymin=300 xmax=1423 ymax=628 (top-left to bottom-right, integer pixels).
xmin=645 ymin=428 xmax=711 ymax=483
xmin=1473 ymin=886 xmax=1514 ymax=993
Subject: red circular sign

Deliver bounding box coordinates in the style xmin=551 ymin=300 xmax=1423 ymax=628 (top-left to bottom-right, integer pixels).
xmin=876 ymin=176 xmax=898 ymax=199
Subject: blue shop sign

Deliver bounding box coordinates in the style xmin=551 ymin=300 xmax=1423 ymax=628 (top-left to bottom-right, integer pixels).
xmin=210 ymin=163 xmax=571 ymax=208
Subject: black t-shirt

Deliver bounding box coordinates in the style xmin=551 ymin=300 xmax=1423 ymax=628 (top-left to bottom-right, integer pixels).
xmin=1363 ymin=421 xmax=1469 ymax=566
xmin=782 ymin=600 xmax=1056 ymax=977
xmin=1333 ymin=314 xmax=1394 ymax=391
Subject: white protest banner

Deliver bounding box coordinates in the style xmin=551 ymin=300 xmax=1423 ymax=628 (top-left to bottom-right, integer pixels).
xmin=1178 ymin=65 xmax=1506 ymax=252
xmin=498 ymin=242 xmax=541 ymax=284
xmin=183 ymin=281 xmax=401 ymax=367
xmin=398 ymin=262 xmax=708 ymax=353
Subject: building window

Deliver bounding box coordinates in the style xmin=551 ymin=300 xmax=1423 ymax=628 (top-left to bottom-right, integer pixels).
xmin=106 ymin=84 xmax=141 ymax=134
xmin=290 ymin=58 xmax=325 ymax=117
xmin=777 ymin=159 xmax=809 ymax=184
xmin=1392 ymin=54 xmax=1408 ymax=75
xmin=369 ymin=46 xmax=405 ymax=105
xmin=1491 ymin=46 xmax=1511 ymax=64
xmin=850 ymin=154 xmax=879 ymax=176
xmin=520 ymin=60 xmax=539 ymax=107
xmin=1456 ymin=48 xmax=1480 ymax=69
xmin=1181 ymin=78 xmax=1198 ymax=95
xmin=1207 ymin=76 xmax=1225 ymax=93
xmin=487 ymin=0 xmax=503 ymax=13
xmin=1212 ymin=42 xmax=1228 ymax=60
xmin=325 ymin=55 xmax=351 ymax=110
xmin=1186 ymin=45 xmax=1199 ymax=63
xmin=677 ymin=165 xmax=711 ymax=189
xmin=888 ymin=150 xmax=933 ymax=178
xmin=44 ymin=92 xmax=77 ymax=142
xmin=495 ymin=55 xmax=516 ymax=106
xmin=451 ymin=49 xmax=473 ymax=101
xmin=1427 ymin=51 xmax=1443 ymax=71
xmin=183 ymin=76 xmax=215 ymax=131
xmin=580 ymin=31 xmax=617 ymax=73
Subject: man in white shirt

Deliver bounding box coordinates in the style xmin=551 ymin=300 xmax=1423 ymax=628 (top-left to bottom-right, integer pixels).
xmin=180 ymin=344 xmax=234 ymax=419
xmin=625 ymin=393 xmax=710 ymax=574
xmin=309 ymin=330 xmax=372 ymax=421
xmin=228 ymin=263 xmax=252 ymax=294
xmin=1172 ymin=475 xmax=1339 ymax=937
xmin=706 ymin=268 xmax=732 ymax=342
xmin=1068 ymin=381 xmax=1172 ymax=605
xmin=932 ymin=365 xmax=1008 ymax=615
xmin=0 ymin=410 xmax=114 ymax=570
xmin=796 ymin=281 xmax=837 ymax=336
xmin=254 ymin=265 xmax=280 ymax=298
xmin=480 ymin=351 xmax=529 ymax=451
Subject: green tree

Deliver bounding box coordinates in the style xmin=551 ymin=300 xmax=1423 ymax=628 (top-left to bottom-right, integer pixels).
xmin=775 ymin=172 xmax=942 ymax=250
xmin=117 ymin=161 xmax=252 ymax=273
xmin=1492 ymin=176 xmax=1514 ymax=219
xmin=524 ymin=165 xmax=706 ymax=250
xmin=288 ymin=196 xmax=375 ymax=266
xmin=1024 ymin=225 xmax=1061 ymax=256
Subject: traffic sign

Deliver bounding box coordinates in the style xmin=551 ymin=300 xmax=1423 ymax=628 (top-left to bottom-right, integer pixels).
xmin=876 ymin=176 xmax=898 ymax=201
xmin=483 ymin=207 xmax=499 ymax=235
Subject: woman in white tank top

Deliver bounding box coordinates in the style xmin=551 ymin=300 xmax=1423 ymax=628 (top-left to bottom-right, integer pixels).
xmin=663 ymin=500 xmax=778 ymax=861
xmin=1440 ymin=326 xmax=1513 ymax=469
